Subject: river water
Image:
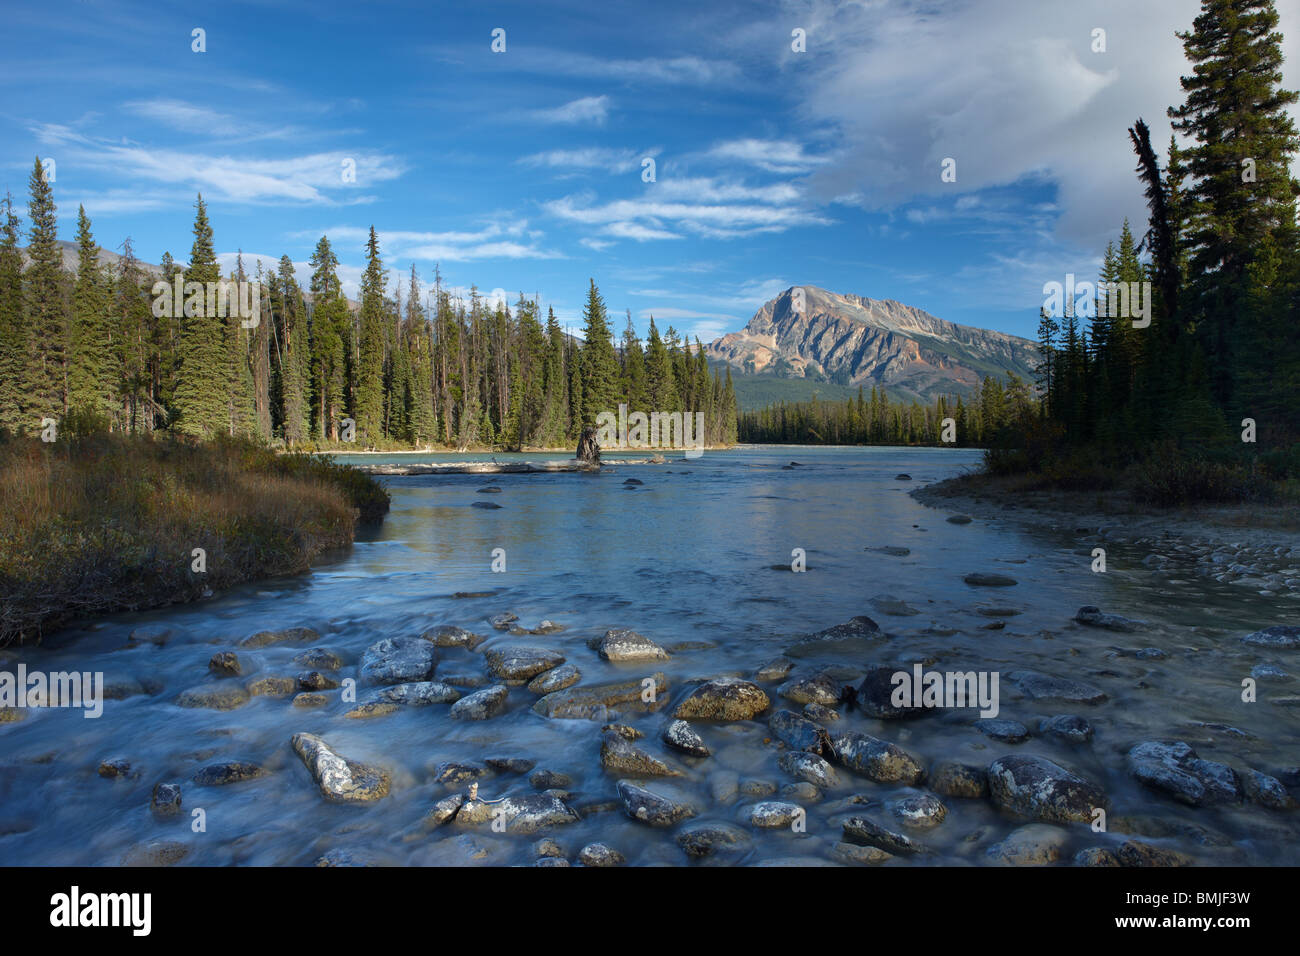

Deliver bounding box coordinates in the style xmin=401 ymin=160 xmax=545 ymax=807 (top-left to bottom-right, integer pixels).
xmin=1 ymin=445 xmax=1296 ymax=865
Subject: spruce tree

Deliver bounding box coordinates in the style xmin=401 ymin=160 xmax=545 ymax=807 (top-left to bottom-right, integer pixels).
xmin=171 ymin=195 xmax=226 ymax=436
xmin=25 ymin=157 xmax=66 ymax=427
xmin=353 ymin=227 xmax=386 ymax=446
xmin=579 ymin=279 xmax=619 ymax=422
xmin=0 ymin=194 xmax=26 ymax=433
xmin=67 ymin=205 xmax=113 ymax=422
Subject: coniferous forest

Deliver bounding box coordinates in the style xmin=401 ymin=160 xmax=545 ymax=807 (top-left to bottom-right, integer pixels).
xmin=0 ymin=176 xmax=739 ymax=452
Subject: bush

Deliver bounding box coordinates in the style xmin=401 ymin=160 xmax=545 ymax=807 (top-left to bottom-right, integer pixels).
xmin=0 ymin=433 xmax=389 ymax=645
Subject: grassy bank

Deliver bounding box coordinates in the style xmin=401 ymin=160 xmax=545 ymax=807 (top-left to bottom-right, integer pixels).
xmin=0 ymin=433 xmax=390 ymax=646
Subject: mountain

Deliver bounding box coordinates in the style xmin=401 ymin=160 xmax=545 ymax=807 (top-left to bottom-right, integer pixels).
xmin=706 ymin=286 xmax=1038 ymax=404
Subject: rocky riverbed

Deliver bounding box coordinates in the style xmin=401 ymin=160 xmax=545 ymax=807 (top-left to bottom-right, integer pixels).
xmin=0 ymin=447 xmax=1295 ymax=866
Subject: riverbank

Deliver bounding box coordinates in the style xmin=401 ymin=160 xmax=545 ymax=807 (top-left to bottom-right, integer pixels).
xmin=0 ymin=434 xmax=391 ymax=646
xmin=914 ymin=471 xmax=1300 ymax=597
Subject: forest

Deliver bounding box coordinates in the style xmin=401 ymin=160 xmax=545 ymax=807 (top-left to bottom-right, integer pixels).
xmin=0 ymin=179 xmax=739 ymax=452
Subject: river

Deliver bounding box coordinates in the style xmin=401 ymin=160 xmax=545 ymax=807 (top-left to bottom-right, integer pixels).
xmin=1 ymin=445 xmax=1295 ymax=865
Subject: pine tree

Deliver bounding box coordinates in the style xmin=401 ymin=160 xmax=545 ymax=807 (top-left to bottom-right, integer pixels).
xmin=309 ymin=236 xmax=348 ymax=440
xmin=66 ymin=205 xmax=113 ymax=423
xmin=170 ymin=196 xmax=227 ymax=436
xmin=25 ymin=157 xmax=66 ymax=427
xmin=0 ymin=193 xmax=26 ymax=433
xmin=354 ymin=227 xmax=386 ymax=446
xmin=1168 ymin=0 xmax=1300 ymax=409
xmin=579 ymin=279 xmax=619 ymax=422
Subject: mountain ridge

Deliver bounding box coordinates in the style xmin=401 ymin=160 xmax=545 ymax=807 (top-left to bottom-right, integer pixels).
xmin=705 ymin=285 xmax=1038 ymax=404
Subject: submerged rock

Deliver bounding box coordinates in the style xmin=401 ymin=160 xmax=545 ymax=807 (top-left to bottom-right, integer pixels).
xmin=677 ymin=822 xmax=751 ymax=859
xmin=175 ymin=683 xmax=249 ymax=711
xmin=755 ymin=658 xmax=795 ymax=681
xmin=1075 ymin=605 xmax=1146 ymax=632
xmin=291 ymin=733 xmax=390 ymax=804
xmin=241 ymin=627 xmax=320 ymax=649
xmin=929 ymin=762 xmax=988 ymax=798
xmin=208 ymin=652 xmax=242 ymax=677
xmin=1243 ymin=625 xmax=1300 ymax=649
xmin=192 ymin=761 xmax=267 ymax=786
xmin=246 ymin=676 xmax=297 ymax=698
xmin=600 ymin=732 xmax=685 ymax=778
xmin=151 ymin=782 xmax=182 ymax=816
xmin=122 ymin=841 xmax=189 ymax=866
xmin=842 ymin=816 xmax=925 ymax=855
xmin=988 ymin=824 xmax=1069 ymax=865
xmin=1009 ymin=670 xmax=1107 ymax=705
xmin=1075 ymin=841 xmax=1193 ymax=867
xmin=578 ymin=843 xmax=626 ymax=867
xmin=779 ymin=751 xmax=839 ymax=789
xmin=449 ymin=684 xmax=509 ymax=721
xmin=455 ymin=793 xmax=580 ymax=833
xmin=852 ymin=666 xmax=931 ymax=719
xmin=359 ymin=637 xmax=437 ymax=685
xmin=769 ymin=709 xmax=833 ymax=756
xmin=376 ymin=680 xmax=461 ymax=706
xmin=1038 ymin=714 xmax=1095 ymax=744
xmin=617 ymin=780 xmax=696 ymax=827
xmin=661 ymin=719 xmax=710 ymax=757
xmin=749 ymin=801 xmax=805 ymax=829
xmin=526 ymin=664 xmax=582 ymax=694
xmin=484 ymin=644 xmax=565 ymax=682
xmin=892 ymin=793 xmax=947 ymax=828
xmin=963 ymin=573 xmax=1018 ymax=587
xmin=977 ymin=719 xmax=1030 ymax=743
xmin=596 ymin=628 xmax=670 ymax=662
xmin=533 ymin=673 xmax=668 ymax=720
xmin=420 ymin=624 xmax=487 ymax=651
xmin=777 ymin=672 xmax=841 ymax=707
xmin=987 ymin=754 xmax=1106 ymax=824
xmin=832 ymin=731 xmax=925 ymax=784
xmin=786 ymin=616 xmax=883 ymax=655
xmin=1126 ymin=741 xmax=1242 ymax=807
xmin=870 ymin=595 xmax=921 ymax=617
xmin=672 ymin=678 xmax=769 ymax=721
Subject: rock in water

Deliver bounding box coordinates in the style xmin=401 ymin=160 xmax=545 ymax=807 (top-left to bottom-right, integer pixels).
xmin=672 ymin=678 xmax=769 ymax=721
xmin=449 ymin=685 xmax=509 ymax=720
xmin=617 ymin=781 xmax=696 ymax=826
xmin=576 ymin=426 xmax=601 ymax=465
xmin=964 ymin=573 xmax=1018 ymax=587
xmin=596 ymin=628 xmax=670 ymax=662
xmin=831 ymin=731 xmax=925 ymax=784
xmin=455 ymin=793 xmax=580 ymax=833
xmin=291 ymin=733 xmax=390 ymax=803
xmin=1125 ymin=741 xmax=1242 ymax=806
xmin=987 ymin=754 xmax=1106 ymax=824
xmin=359 ymin=637 xmax=437 ymax=685
xmin=1075 ymin=606 xmax=1146 ymax=632
xmin=1242 ymin=625 xmax=1300 ymax=649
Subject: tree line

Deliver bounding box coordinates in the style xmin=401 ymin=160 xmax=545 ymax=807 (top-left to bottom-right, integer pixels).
xmin=1022 ymin=0 xmax=1299 ymax=479
xmin=0 ymin=171 xmax=738 ymax=450
xmin=736 ymin=375 xmax=1032 ymax=447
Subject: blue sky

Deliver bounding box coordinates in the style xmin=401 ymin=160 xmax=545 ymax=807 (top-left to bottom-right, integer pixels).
xmin=3 ymin=0 xmax=1298 ymax=344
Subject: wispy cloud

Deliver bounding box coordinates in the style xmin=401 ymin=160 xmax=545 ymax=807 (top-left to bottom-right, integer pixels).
xmin=527 ymin=95 xmax=611 ymax=125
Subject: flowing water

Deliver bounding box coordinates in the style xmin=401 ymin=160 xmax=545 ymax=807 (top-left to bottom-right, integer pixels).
xmin=1 ymin=445 xmax=1296 ymax=865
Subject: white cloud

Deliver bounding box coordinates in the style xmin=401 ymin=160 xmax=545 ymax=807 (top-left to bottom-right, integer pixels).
xmin=528 ymin=95 xmax=611 ymax=125
xmin=706 ymin=138 xmax=832 ymax=174
xmin=32 ymin=123 xmax=403 ymax=205
xmin=518 ymin=147 xmax=659 ymax=174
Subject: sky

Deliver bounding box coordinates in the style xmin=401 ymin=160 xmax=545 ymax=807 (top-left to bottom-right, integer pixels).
xmin=3 ymin=0 xmax=1298 ymax=345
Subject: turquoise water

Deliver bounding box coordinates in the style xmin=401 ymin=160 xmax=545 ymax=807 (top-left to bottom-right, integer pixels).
xmin=0 ymin=445 xmax=1295 ymax=865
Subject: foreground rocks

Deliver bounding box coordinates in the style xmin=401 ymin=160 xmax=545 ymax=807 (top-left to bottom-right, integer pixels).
xmin=534 ymin=673 xmax=668 ymax=720
xmin=987 ymin=754 xmax=1106 ymax=824
xmin=291 ymin=733 xmax=390 ymax=803
xmin=672 ymin=678 xmax=769 ymax=721
xmin=1126 ymin=741 xmax=1242 ymax=807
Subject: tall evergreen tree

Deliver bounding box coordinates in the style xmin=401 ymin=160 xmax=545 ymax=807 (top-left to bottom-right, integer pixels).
xmin=25 ymin=157 xmax=66 ymax=426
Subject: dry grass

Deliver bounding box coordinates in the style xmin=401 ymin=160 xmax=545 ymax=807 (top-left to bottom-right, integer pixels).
xmin=0 ymin=433 xmax=389 ymax=645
